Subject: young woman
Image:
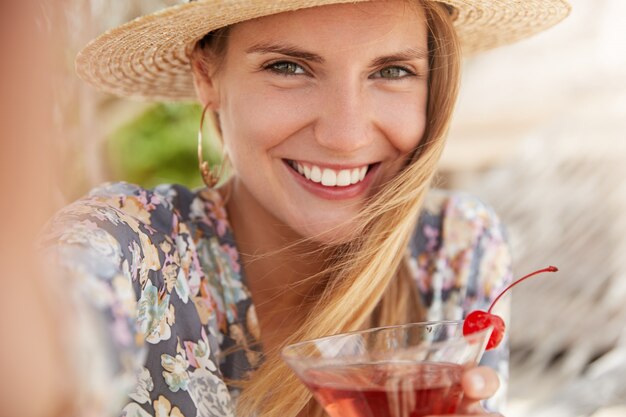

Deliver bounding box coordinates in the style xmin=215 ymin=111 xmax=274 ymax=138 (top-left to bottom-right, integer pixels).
xmin=41 ymin=1 xmax=570 ymax=416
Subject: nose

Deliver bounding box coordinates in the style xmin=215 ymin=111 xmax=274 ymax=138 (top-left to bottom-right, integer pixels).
xmin=313 ymin=80 xmax=374 ymax=154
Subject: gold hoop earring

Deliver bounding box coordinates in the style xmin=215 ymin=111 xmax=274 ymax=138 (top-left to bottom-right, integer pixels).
xmin=198 ymin=103 xmax=225 ymax=188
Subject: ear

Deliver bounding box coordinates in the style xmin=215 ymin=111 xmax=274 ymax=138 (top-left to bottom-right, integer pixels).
xmin=191 ymin=58 xmax=220 ymax=110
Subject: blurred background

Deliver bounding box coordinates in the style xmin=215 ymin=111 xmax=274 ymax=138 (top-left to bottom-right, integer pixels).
xmin=38 ymin=0 xmax=626 ymax=416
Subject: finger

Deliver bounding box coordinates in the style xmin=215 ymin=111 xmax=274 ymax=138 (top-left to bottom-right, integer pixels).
xmin=458 ymin=400 xmax=488 ymax=414
xmin=461 ymin=366 xmax=500 ymax=401
xmin=457 ymin=395 xmax=501 ymax=415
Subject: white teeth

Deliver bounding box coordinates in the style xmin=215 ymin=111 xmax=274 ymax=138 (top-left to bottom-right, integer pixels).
xmin=359 ymin=166 xmax=367 ymax=181
xmin=337 ymin=170 xmax=351 ymax=186
xmin=321 ymin=169 xmax=336 ymax=186
xmin=350 ymin=168 xmax=360 ymax=184
xmin=310 ymin=165 xmax=322 ymax=183
xmin=290 ymin=160 xmax=371 ymax=187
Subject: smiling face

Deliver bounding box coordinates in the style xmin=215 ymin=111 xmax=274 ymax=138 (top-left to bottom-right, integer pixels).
xmin=194 ymin=1 xmax=430 ymax=244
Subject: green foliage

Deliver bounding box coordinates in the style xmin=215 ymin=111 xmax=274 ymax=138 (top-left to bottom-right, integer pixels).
xmin=106 ymin=103 xmax=221 ymax=189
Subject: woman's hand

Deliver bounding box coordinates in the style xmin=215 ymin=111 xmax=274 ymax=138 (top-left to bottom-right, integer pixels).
xmin=428 ymin=366 xmax=503 ymax=417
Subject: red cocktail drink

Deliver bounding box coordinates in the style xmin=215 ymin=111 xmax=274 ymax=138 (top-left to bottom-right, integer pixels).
xmin=304 ymin=361 xmax=463 ymax=417
xmin=282 ymin=321 xmax=492 ymax=417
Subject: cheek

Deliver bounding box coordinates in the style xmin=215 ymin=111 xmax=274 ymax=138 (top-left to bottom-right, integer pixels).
xmin=373 ymin=88 xmax=428 ymax=152
xmin=220 ymin=83 xmax=312 ymax=158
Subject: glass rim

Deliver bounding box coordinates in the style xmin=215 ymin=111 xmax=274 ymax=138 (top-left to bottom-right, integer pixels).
xmin=281 ymin=320 xmax=493 ymax=363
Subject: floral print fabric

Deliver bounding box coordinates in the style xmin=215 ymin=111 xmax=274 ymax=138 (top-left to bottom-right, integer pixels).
xmin=43 ymin=182 xmax=511 ymax=416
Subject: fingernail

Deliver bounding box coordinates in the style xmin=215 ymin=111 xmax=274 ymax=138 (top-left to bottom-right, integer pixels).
xmin=469 ymin=372 xmax=486 ymax=391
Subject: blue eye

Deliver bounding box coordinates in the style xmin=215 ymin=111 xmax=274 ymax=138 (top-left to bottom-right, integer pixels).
xmin=266 ymin=61 xmax=306 ymax=76
xmin=372 ymin=66 xmax=415 ymax=79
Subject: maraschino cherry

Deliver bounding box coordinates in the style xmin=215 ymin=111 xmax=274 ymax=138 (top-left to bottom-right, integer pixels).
xmin=463 ymin=266 xmax=558 ymax=350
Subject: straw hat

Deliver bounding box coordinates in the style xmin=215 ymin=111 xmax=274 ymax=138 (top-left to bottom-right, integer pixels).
xmin=76 ymin=0 xmax=571 ymax=101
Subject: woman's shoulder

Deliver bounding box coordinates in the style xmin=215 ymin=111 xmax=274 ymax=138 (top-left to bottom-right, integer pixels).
xmin=421 ymin=188 xmax=503 ymax=227
xmin=82 ymin=181 xmax=224 ymax=218
xmin=410 ymin=188 xmax=512 ymax=315
xmin=52 ymin=181 xmax=228 ymax=234
xmin=416 ymin=188 xmax=507 ymax=249
xmin=43 ymin=181 xmax=234 ymax=276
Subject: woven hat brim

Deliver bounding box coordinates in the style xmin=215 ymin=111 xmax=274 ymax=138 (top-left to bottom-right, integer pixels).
xmin=76 ymin=0 xmax=571 ymax=102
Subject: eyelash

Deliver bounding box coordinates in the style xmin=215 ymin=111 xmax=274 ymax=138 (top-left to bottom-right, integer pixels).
xmin=371 ymin=65 xmax=417 ymax=80
xmin=263 ymin=61 xmax=418 ymax=80
xmin=264 ymin=61 xmax=307 ymax=76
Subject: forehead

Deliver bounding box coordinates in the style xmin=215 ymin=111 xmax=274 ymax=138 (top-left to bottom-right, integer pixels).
xmin=228 ymin=1 xmax=428 ymax=53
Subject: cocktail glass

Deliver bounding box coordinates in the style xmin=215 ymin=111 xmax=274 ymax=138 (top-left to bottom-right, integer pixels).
xmin=281 ymin=321 xmax=493 ymax=417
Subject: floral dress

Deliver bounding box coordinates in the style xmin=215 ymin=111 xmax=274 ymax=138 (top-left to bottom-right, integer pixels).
xmin=42 ymin=182 xmax=511 ymax=417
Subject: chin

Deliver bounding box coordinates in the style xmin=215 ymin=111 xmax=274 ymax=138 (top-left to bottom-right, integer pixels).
xmin=297 ymin=220 xmax=362 ymax=246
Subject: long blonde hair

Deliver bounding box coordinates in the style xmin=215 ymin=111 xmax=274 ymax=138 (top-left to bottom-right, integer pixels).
xmin=192 ymin=1 xmax=461 ymax=416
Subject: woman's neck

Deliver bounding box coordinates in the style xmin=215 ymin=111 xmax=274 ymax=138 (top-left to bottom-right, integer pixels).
xmin=221 ymin=179 xmax=325 ymax=333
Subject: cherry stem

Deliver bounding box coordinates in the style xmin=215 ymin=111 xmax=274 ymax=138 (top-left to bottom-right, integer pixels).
xmin=487 ymin=266 xmax=558 ymax=314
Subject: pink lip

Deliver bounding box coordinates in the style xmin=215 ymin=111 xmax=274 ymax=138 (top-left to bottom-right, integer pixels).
xmin=283 ymin=160 xmax=380 ymax=201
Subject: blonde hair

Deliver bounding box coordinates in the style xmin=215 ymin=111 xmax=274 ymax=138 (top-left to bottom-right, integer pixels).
xmin=192 ymin=1 xmax=461 ymax=416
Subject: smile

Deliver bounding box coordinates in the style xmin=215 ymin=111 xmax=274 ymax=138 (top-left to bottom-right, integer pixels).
xmin=285 ymin=160 xmax=372 ymax=187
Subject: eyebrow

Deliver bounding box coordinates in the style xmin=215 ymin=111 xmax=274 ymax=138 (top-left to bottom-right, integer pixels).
xmin=246 ymin=42 xmax=428 ymax=66
xmin=370 ymin=48 xmax=428 ymax=67
xmin=246 ymin=42 xmax=325 ymax=63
